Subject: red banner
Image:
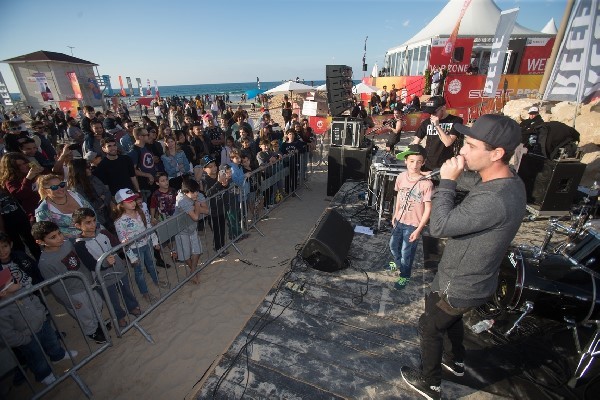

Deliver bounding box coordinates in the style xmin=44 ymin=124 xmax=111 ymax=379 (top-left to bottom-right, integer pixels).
xmin=308 ymin=116 xmax=331 ymax=135
xmin=519 ymin=38 xmax=555 ymax=74
xmin=118 ymin=75 xmax=126 ymax=97
xmin=429 ymin=38 xmax=474 ymax=73
xmin=66 ymin=72 xmax=83 ymax=100
xmin=58 ymin=100 xmax=80 ymax=116
xmin=444 ymin=0 xmax=472 ymax=56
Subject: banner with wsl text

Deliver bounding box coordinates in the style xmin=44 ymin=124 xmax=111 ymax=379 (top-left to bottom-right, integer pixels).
xmin=102 ymin=75 xmax=113 ymax=96
xmin=136 ymin=78 xmax=143 ymax=97
xmin=126 ymin=77 xmax=133 ymax=97
xmin=66 ymin=72 xmax=83 ymax=100
xmin=543 ymin=0 xmax=600 ymax=103
xmin=0 ymin=72 xmax=13 ymax=106
xmin=483 ymin=8 xmax=519 ymax=97
xmin=444 ymin=0 xmax=472 ymax=56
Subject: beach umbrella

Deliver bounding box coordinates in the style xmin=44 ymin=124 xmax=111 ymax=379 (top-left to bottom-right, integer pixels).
xmin=352 ymin=82 xmax=379 ymax=94
xmin=315 ymin=83 xmax=327 ymax=92
xmin=246 ymin=89 xmax=265 ymax=100
xmin=264 ymin=81 xmax=315 ymax=94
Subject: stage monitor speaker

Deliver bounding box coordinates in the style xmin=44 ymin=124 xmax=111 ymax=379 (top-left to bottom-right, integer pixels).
xmin=518 ymin=154 xmax=586 ymax=212
xmin=330 ymin=120 xmax=363 ymax=147
xmin=327 ymin=145 xmax=372 ymax=196
xmin=301 ymin=209 xmax=354 ymax=272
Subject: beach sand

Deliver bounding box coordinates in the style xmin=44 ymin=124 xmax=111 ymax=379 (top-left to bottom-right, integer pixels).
xmin=39 ymin=164 xmax=332 ymax=400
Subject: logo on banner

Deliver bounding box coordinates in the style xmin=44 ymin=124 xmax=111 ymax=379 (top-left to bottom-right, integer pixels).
xmin=448 ymin=79 xmax=462 ymax=95
xmin=317 ymin=120 xmax=324 ymax=129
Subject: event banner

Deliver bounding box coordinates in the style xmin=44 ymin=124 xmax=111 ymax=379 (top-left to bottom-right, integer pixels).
xmin=33 ymin=72 xmax=54 ymax=101
xmin=543 ymin=0 xmax=600 ymax=103
xmin=146 ymin=79 xmax=151 ymax=95
xmin=58 ymin=100 xmax=79 ymax=116
xmin=136 ymin=78 xmax=143 ymax=97
xmin=118 ymin=75 xmax=126 ymax=97
xmin=444 ymin=0 xmax=472 ymax=56
xmin=87 ymin=77 xmax=102 ymax=100
xmin=154 ymin=80 xmax=159 ymax=98
xmin=126 ymin=77 xmax=133 ymax=97
xmin=483 ymin=8 xmax=519 ymax=97
xmin=102 ymin=75 xmax=113 ymax=96
xmin=66 ymin=72 xmax=83 ymax=100
xmin=519 ymin=38 xmax=555 ymax=74
xmin=430 ymin=38 xmax=474 ymax=73
xmin=0 ymin=72 xmax=13 ymax=106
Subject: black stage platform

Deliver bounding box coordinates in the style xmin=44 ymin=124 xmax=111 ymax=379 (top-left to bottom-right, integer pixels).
xmin=196 ymin=181 xmax=600 ymax=399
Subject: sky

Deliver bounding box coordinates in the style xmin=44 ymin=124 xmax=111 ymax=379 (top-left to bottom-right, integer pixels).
xmin=0 ymin=0 xmax=567 ymax=93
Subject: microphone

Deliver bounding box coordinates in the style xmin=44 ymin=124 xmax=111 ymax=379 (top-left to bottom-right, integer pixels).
xmin=420 ymin=169 xmax=440 ymax=180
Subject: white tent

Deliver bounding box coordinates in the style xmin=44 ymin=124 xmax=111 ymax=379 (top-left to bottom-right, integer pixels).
xmin=352 ymin=82 xmax=379 ymax=94
xmin=541 ymin=18 xmax=558 ymax=34
xmin=389 ymin=0 xmax=546 ymax=52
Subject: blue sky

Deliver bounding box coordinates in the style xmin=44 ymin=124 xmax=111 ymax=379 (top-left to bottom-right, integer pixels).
xmin=0 ymin=0 xmax=566 ymax=93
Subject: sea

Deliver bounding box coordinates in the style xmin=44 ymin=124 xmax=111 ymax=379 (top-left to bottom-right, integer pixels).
xmin=6 ymin=80 xmax=362 ymax=103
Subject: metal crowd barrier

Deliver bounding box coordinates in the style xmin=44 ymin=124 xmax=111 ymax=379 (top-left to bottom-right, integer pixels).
xmin=0 ymin=271 xmax=111 ymax=399
xmin=94 ymin=150 xmax=312 ymax=343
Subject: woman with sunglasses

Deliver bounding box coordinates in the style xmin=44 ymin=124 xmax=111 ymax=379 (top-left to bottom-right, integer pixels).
xmin=67 ymin=159 xmax=112 ymax=229
xmin=34 ymin=174 xmax=93 ymax=240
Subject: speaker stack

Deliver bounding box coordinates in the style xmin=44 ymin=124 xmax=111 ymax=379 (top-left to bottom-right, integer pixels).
xmin=327 ymin=146 xmax=372 ymax=196
xmin=326 ymin=65 xmax=354 ymax=117
xmin=300 ymin=209 xmax=354 ymax=273
xmin=518 ymin=154 xmax=586 ymax=212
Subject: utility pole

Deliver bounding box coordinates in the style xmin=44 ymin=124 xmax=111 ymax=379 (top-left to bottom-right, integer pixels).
xmin=67 ymin=46 xmax=75 ymax=56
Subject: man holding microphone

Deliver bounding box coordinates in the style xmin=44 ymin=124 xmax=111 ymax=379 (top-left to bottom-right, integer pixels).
xmin=401 ymin=114 xmax=527 ymax=400
xmin=411 ymin=96 xmax=463 ymax=172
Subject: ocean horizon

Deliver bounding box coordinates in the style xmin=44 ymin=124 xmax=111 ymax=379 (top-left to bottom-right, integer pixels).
xmin=7 ymin=80 xmax=342 ymax=103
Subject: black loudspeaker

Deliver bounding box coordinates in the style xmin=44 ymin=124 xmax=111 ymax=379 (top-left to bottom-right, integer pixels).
xmin=301 ymin=209 xmax=354 ymax=272
xmin=326 ymin=65 xmax=353 ymax=117
xmin=518 ymin=154 xmax=586 ymax=212
xmin=327 ymin=145 xmax=372 ymax=196
xmin=330 ymin=120 xmax=363 ymax=147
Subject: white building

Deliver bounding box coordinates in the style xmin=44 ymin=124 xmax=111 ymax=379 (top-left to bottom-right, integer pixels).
xmin=2 ymin=50 xmax=104 ymax=110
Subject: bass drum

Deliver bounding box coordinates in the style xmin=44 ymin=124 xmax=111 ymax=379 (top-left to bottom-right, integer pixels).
xmin=495 ymin=246 xmax=600 ymax=323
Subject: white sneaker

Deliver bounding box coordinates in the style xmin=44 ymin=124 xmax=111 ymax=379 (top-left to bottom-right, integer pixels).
xmin=41 ymin=373 xmax=56 ymax=385
xmin=53 ymin=349 xmax=78 ymax=364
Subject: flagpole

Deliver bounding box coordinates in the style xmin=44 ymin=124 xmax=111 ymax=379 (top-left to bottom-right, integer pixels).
xmin=538 ymin=0 xmax=575 ymax=98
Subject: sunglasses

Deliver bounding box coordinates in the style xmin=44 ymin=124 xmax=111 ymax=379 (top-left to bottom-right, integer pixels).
xmin=46 ymin=181 xmax=67 ymax=191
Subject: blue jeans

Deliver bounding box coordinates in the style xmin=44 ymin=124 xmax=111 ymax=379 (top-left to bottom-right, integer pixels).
xmin=389 ymin=223 xmax=418 ymax=278
xmin=16 ymin=319 xmax=64 ymax=381
xmin=132 ymin=245 xmax=158 ymax=294
xmin=105 ymin=274 xmax=139 ymax=319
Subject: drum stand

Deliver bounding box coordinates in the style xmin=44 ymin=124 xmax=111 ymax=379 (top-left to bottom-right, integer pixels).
xmin=504 ymin=301 xmax=534 ymax=336
xmin=568 ymin=321 xmax=600 ymax=387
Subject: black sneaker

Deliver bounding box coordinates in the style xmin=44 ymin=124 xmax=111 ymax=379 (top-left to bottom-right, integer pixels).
xmin=441 ymin=357 xmax=464 ymax=377
xmin=401 ymin=366 xmax=441 ymax=400
xmin=87 ymin=328 xmax=107 ymax=344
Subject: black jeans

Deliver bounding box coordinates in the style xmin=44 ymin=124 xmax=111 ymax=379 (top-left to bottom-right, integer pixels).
xmin=418 ymin=291 xmax=471 ymax=385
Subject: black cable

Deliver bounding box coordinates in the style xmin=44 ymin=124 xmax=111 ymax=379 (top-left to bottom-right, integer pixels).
xmin=349 ymin=259 xmax=369 ymax=305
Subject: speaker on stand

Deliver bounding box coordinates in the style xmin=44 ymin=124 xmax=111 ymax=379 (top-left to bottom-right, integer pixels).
xmin=300 ymin=208 xmax=354 ymax=272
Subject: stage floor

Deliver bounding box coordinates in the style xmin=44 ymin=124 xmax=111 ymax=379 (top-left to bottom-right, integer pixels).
xmin=195 ymin=181 xmax=600 ymax=399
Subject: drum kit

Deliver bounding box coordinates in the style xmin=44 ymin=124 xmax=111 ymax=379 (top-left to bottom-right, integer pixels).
xmin=492 ymin=195 xmax=599 ymax=386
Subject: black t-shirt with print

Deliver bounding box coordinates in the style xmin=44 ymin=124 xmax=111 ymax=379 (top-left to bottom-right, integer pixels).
xmin=416 ymin=113 xmax=464 ymax=171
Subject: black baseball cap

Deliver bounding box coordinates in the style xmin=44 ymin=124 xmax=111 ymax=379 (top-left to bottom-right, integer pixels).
xmin=421 ymin=96 xmax=446 ymax=114
xmin=396 ymin=144 xmax=427 ymax=160
xmin=201 ymin=155 xmax=215 ymax=168
xmin=453 ymin=114 xmax=521 ymax=152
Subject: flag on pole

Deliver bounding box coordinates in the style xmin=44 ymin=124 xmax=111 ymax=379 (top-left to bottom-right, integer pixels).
xmin=146 ymin=79 xmax=151 ymax=96
xmin=118 ymin=75 xmax=126 ymax=97
xmin=543 ymin=0 xmax=600 ymax=104
xmin=257 ymin=77 xmax=260 ymax=90
xmin=154 ymin=80 xmax=160 ymax=98
xmin=444 ymin=0 xmax=472 ymax=56
xmin=482 ymin=8 xmax=519 ymax=97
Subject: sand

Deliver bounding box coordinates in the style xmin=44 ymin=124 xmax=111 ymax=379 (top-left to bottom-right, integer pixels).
xmin=36 ymin=163 xmax=332 ymax=400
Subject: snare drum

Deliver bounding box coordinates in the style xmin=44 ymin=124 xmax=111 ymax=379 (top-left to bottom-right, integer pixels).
xmin=495 ymin=247 xmax=600 ymax=323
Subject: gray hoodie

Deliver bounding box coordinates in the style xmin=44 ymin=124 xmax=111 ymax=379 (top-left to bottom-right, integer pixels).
xmin=429 ymin=170 xmax=526 ymax=308
xmin=74 ymin=229 xmax=126 ymax=287
xmin=0 ymin=291 xmax=46 ymax=347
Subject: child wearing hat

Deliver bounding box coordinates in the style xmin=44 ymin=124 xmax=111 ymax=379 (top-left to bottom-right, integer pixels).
xmin=387 ymin=144 xmax=433 ymax=290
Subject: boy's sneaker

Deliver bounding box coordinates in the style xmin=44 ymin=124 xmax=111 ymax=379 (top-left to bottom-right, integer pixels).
xmin=41 ymin=373 xmax=56 ymax=386
xmin=87 ymin=328 xmax=107 ymax=344
xmin=384 ymin=261 xmax=398 ymax=275
xmin=401 ymin=366 xmax=441 ymax=400
xmin=394 ymin=277 xmax=410 ymax=290
xmin=441 ymin=357 xmax=465 ymax=377
xmin=53 ymin=349 xmax=78 ymax=364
